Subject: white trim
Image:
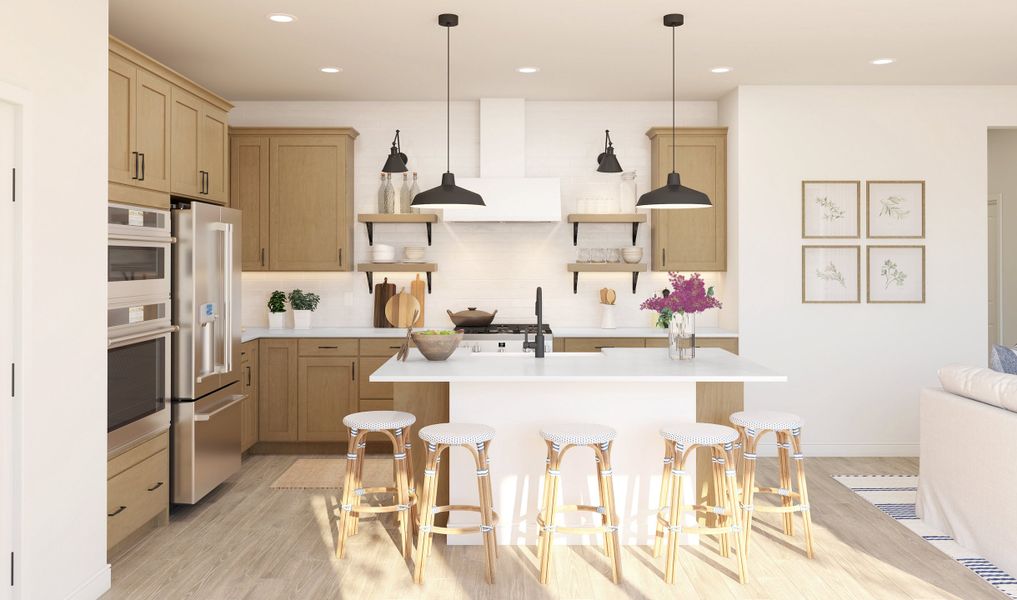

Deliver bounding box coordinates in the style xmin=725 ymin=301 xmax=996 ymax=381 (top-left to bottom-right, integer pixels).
xmin=62 ymin=565 xmax=111 ymax=600
xmin=988 ymin=193 xmax=1005 ymax=346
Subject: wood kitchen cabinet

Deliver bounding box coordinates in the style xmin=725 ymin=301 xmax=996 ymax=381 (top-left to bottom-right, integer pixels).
xmin=298 ymin=357 xmax=357 ymax=442
xmin=558 ymin=336 xmax=739 ymax=354
xmin=239 ymin=340 xmax=259 ymax=452
xmin=109 ymin=37 xmax=232 ymax=209
xmin=171 ymin=88 xmax=229 ymax=204
xmin=107 ymin=431 xmax=169 ymax=559
xmin=258 ymin=339 xmax=299 ymax=442
xmin=230 ymin=128 xmax=358 ymax=272
xmin=647 ymin=128 xmax=728 ymax=272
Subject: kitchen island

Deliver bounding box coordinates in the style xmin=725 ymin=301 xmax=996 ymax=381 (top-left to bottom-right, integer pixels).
xmin=371 ymin=347 xmax=786 ymax=546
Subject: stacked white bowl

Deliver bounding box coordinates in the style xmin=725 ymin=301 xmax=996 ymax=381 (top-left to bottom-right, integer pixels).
xmin=372 ymin=244 xmax=396 ymax=263
xmin=622 ymin=247 xmax=644 ymax=264
xmin=403 ymin=246 xmax=426 ymax=262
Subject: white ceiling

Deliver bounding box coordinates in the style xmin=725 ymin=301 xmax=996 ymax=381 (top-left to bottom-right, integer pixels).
xmin=109 ymin=0 xmax=1017 ymax=102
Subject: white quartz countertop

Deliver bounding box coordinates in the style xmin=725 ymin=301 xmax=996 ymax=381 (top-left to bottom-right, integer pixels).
xmin=370 ymin=347 xmax=784 ymax=383
xmin=241 ymin=325 xmax=737 ymax=343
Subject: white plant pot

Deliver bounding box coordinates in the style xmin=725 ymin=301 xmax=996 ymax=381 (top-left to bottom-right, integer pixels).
xmin=600 ymin=304 xmax=616 ymax=329
xmin=293 ymin=310 xmax=312 ymax=330
xmin=268 ymin=312 xmax=286 ymax=330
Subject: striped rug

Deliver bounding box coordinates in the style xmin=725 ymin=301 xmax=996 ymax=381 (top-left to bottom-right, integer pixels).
xmin=834 ymin=475 xmax=1017 ymax=599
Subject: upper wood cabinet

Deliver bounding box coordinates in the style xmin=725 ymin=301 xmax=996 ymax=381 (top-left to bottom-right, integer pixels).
xmin=109 ymin=37 xmax=232 ymax=209
xmin=108 ymin=52 xmax=171 ymax=195
xmin=647 ymin=128 xmax=728 ymax=272
xmin=230 ymin=128 xmax=358 ymax=272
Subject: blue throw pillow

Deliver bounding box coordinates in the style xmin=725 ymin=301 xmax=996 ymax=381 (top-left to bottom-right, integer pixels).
xmin=990 ymin=344 xmax=1017 ymax=374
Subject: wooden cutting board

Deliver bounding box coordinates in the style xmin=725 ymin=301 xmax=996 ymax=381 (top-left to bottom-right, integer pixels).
xmin=373 ymin=277 xmax=397 ymax=328
xmin=410 ymin=274 xmax=426 ymax=327
xmin=385 ymin=288 xmax=421 ymax=328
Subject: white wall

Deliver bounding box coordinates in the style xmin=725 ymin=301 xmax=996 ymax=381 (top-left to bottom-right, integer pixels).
xmin=231 ymin=101 xmax=733 ymax=329
xmin=988 ymin=129 xmax=1017 ymax=346
xmin=734 ymin=86 xmax=1017 ymax=456
xmin=0 ymin=1 xmax=110 ymax=598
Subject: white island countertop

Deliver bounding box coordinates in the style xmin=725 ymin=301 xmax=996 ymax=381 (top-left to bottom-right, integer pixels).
xmin=241 ymin=325 xmax=737 ymax=343
xmin=371 ymin=347 xmax=783 ymax=383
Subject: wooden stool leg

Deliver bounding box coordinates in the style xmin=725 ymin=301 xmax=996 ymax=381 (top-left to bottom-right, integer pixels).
xmin=413 ymin=444 xmax=439 ymax=584
xmin=537 ymin=441 xmax=554 ymax=563
xmin=790 ymin=429 xmax=816 ymax=559
xmin=538 ymin=444 xmax=562 ymax=585
xmin=740 ymin=431 xmax=759 ymax=560
xmin=482 ymin=441 xmax=498 ymax=558
xmin=724 ymin=443 xmax=748 ymax=584
xmin=405 ymin=433 xmax=418 ymax=537
xmin=595 ymin=447 xmax=612 ymax=559
xmin=473 ymin=442 xmax=497 ymax=584
xmin=598 ymin=442 xmax=622 ymax=584
xmin=712 ymin=446 xmax=731 ymax=559
xmin=336 ymin=428 xmax=360 ymax=559
xmin=777 ymin=431 xmax=794 ymax=536
xmin=653 ymin=440 xmax=674 ymax=558
xmin=351 ymin=434 xmax=367 ymax=536
xmin=664 ymin=444 xmax=687 ymax=585
xmin=394 ymin=429 xmax=413 ymax=559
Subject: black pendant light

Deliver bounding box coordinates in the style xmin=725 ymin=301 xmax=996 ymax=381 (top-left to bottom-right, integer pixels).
xmin=382 ymin=129 xmax=408 ymax=173
xmin=412 ymin=13 xmax=484 ymax=208
xmin=637 ymin=14 xmax=711 ymax=209
xmin=596 ymin=130 xmax=623 ymax=173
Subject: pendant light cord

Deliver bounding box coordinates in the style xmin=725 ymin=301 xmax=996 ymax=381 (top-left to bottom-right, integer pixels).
xmin=671 ymin=22 xmax=676 ymax=174
xmin=446 ymin=23 xmax=451 ymax=174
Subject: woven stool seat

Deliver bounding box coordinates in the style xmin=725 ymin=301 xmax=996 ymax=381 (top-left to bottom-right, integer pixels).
xmin=730 ymin=410 xmax=803 ymax=431
xmin=539 ymin=423 xmax=617 ymax=446
xmin=418 ymin=423 xmax=495 ymax=445
xmin=342 ymin=410 xmax=416 ymax=431
xmin=660 ymin=423 xmax=739 ymax=446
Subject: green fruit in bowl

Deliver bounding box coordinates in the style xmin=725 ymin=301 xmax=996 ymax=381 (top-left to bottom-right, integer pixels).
xmin=417 ymin=329 xmax=460 ymax=336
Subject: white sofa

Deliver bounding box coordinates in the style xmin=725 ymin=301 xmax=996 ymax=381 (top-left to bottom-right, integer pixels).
xmin=918 ymin=364 xmax=1017 ymax=576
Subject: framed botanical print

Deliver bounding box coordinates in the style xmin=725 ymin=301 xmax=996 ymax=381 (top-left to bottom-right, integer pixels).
xmin=802 ymin=245 xmax=861 ymax=303
xmin=802 ymin=180 xmax=860 ymax=238
xmin=867 ymin=245 xmax=925 ymax=303
xmin=867 ymin=180 xmax=925 ymax=238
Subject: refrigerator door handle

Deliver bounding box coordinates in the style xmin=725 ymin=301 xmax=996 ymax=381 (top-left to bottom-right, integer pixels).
xmin=210 ymin=221 xmax=234 ymax=378
xmin=193 ymin=393 xmax=246 ymax=422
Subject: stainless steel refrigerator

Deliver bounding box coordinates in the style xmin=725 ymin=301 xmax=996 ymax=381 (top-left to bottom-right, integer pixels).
xmin=171 ymin=200 xmax=243 ymax=504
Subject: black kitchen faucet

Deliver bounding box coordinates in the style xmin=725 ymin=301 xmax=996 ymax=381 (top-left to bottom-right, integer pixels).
xmin=523 ymin=286 xmax=546 ymax=358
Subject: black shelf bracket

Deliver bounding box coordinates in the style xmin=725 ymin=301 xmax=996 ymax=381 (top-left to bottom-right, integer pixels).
xmin=366 ymin=222 xmax=374 ymax=246
xmin=426 ymin=271 xmax=432 ymax=293
xmin=631 ymin=222 xmax=640 ymax=246
xmin=632 ymin=271 xmax=639 ymax=293
xmin=426 ymin=222 xmax=433 ymax=246
xmin=572 ymin=223 xmax=579 ymax=246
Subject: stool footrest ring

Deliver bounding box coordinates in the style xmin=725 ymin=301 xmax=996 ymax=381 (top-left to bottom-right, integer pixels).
xmin=421 ymin=505 xmax=500 ymax=536
xmin=339 ymin=486 xmax=417 ymax=515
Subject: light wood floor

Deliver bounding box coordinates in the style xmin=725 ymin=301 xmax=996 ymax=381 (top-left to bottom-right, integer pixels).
xmin=103 ymin=455 xmax=1003 ymax=600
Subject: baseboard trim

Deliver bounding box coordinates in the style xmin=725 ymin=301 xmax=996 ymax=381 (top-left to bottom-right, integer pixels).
xmin=64 ymin=564 xmax=111 ymax=600
xmin=752 ymin=443 xmax=919 ymax=457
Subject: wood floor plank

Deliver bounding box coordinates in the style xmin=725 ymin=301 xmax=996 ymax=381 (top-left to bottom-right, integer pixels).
xmin=102 ymin=455 xmax=1005 ymax=600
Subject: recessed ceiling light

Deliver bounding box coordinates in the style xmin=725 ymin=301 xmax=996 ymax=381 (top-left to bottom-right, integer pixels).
xmin=710 ymin=67 xmax=733 ymax=74
xmin=516 ymin=67 xmax=539 ymax=74
xmin=320 ymin=67 xmax=342 ymax=74
xmin=267 ymin=13 xmax=296 ymax=23
xmin=870 ymin=58 xmax=895 ymax=65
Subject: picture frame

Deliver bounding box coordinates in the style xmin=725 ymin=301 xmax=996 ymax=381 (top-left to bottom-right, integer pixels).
xmin=802 ymin=180 xmax=860 ymax=238
xmin=866 ymin=180 xmax=925 ymax=238
xmin=867 ymin=245 xmax=926 ymax=303
xmin=802 ymin=245 xmax=861 ymax=303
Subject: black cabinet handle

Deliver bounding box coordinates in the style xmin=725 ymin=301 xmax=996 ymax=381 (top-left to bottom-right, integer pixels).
xmin=131 ymin=152 xmax=138 ymax=180
xmin=593 ymin=346 xmax=614 ymax=350
xmin=147 ymin=481 xmax=164 ymax=492
xmin=389 ymin=345 xmax=401 ymax=349
xmin=338 ymin=248 xmax=342 ymax=266
xmin=139 ymin=153 xmax=146 ymax=181
xmin=245 ymin=365 xmax=251 ymax=386
xmin=260 ymin=248 xmax=266 ymax=266
xmin=318 ymin=345 xmax=338 ymax=349
xmin=662 ymin=248 xmax=666 ymax=266
xmin=108 ymin=505 xmax=127 ymax=517
xmin=352 ymin=362 xmax=356 ymax=381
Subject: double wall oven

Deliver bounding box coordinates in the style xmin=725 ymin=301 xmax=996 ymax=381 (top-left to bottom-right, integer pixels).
xmin=107 ymin=204 xmax=174 ymax=456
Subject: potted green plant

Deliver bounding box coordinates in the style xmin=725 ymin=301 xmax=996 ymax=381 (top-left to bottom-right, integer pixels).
xmin=288 ymin=289 xmax=320 ymax=330
xmin=267 ymin=290 xmax=287 ymax=329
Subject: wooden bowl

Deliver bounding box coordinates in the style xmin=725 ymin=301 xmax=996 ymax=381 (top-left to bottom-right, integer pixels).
xmin=410 ymin=331 xmax=464 ymax=361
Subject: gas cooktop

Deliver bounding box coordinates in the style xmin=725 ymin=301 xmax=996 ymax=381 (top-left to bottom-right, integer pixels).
xmin=458 ymin=323 xmax=553 ymax=337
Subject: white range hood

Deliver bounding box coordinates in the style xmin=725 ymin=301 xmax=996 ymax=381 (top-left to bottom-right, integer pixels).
xmin=441 ymin=98 xmax=561 ymax=222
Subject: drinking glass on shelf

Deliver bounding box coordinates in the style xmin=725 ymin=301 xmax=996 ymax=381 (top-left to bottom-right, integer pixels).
xmin=608 ymin=248 xmax=621 ymax=263
xmin=577 ymin=248 xmax=591 ymax=263
xmin=591 ymin=248 xmax=606 ymax=263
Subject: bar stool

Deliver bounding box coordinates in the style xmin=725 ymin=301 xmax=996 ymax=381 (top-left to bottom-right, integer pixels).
xmin=653 ymin=423 xmax=747 ymax=584
xmin=730 ymin=410 xmax=815 ymax=559
xmin=335 ymin=411 xmax=418 ymax=560
xmin=537 ymin=423 xmax=622 ymax=585
xmin=413 ymin=423 xmax=498 ymax=585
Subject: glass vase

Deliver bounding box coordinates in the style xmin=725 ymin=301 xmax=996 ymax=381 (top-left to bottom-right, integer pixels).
xmin=668 ymin=312 xmax=696 ymax=360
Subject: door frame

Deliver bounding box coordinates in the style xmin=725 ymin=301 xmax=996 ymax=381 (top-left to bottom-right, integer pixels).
xmin=989 ymin=193 xmax=1005 ymax=347
xmin=0 ymin=80 xmax=29 ymax=600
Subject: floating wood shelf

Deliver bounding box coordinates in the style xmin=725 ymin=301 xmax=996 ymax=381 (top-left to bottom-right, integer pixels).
xmin=567 ymin=262 xmax=647 ymax=294
xmin=566 ymin=213 xmax=647 ymax=246
xmin=357 ymin=262 xmax=437 ymax=294
xmin=358 ymin=213 xmax=439 ymax=246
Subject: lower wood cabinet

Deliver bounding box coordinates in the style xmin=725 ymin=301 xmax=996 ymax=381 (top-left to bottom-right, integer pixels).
xmin=259 ymin=339 xmax=299 ymax=441
xmin=240 ymin=340 xmax=259 ymax=452
xmin=107 ymin=431 xmax=169 ymax=556
xmin=298 ymin=356 xmax=357 ymax=442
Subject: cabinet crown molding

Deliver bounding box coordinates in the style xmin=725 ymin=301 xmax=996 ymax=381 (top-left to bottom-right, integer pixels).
xmin=230 ymin=127 xmax=360 ymax=139
xmin=110 ymin=35 xmax=233 ymax=112
xmin=645 ymin=126 xmax=728 ymax=139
